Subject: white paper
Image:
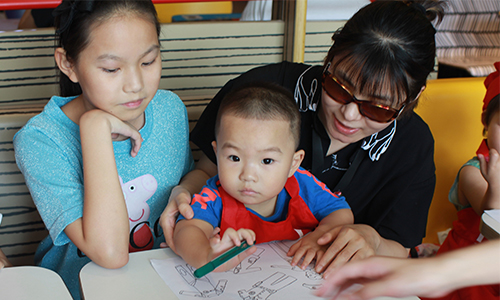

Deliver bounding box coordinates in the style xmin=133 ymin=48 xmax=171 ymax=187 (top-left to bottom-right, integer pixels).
xmin=151 ymin=240 xmax=323 ymax=300
xmin=485 ymin=209 xmax=500 ymax=223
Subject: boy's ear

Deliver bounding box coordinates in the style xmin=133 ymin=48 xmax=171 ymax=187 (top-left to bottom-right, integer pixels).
xmin=54 ymin=47 xmax=79 ymax=83
xmin=288 ymin=149 xmax=305 ymax=178
xmin=211 ymin=141 xmax=217 ymax=156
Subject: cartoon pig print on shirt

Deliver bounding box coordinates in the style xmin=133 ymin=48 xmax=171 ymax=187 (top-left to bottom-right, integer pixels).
xmin=120 ymin=174 xmax=158 ymax=252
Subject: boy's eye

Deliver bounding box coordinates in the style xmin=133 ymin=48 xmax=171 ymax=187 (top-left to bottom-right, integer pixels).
xmin=262 ymin=158 xmax=274 ymax=165
xmin=229 ymin=155 xmax=240 ymax=162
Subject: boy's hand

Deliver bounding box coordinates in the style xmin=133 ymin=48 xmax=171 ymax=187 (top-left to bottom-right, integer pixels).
xmin=209 ymin=228 xmax=256 ymax=272
xmin=288 ymin=232 xmax=327 ymax=270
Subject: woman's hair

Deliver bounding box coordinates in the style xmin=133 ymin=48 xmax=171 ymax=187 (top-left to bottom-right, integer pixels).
xmin=53 ymin=0 xmax=160 ymax=97
xmin=324 ymin=0 xmax=445 ymax=118
xmin=215 ymin=82 xmax=301 ymax=149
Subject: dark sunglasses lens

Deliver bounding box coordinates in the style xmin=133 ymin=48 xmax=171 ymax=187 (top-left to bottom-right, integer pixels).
xmin=359 ymin=103 xmax=397 ymax=123
xmin=323 ymin=76 xmax=352 ymax=104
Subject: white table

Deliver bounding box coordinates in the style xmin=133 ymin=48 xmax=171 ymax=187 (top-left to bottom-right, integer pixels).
xmin=80 ymin=248 xmax=419 ymax=300
xmin=480 ymin=209 xmax=500 ymax=240
xmin=0 ymin=266 xmax=73 ymax=300
xmin=80 ymin=248 xmax=178 ymax=300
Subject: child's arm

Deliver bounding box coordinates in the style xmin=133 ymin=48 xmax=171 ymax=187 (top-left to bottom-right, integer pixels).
xmin=0 ymin=248 xmax=12 ymax=269
xmin=64 ymin=110 xmax=143 ymax=269
xmin=288 ymin=208 xmax=353 ymax=270
xmin=174 ymin=219 xmax=256 ymax=270
xmin=460 ymin=149 xmax=500 ymax=215
xmin=160 ymin=154 xmax=217 ymax=252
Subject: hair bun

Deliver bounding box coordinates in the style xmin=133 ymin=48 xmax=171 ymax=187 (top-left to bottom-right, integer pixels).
xmin=53 ymin=0 xmax=94 ymax=35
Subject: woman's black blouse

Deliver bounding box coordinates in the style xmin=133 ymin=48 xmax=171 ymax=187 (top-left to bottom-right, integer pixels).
xmin=190 ymin=61 xmax=436 ymax=248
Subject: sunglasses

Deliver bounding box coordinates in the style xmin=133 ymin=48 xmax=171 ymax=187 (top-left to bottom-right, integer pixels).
xmin=322 ymin=69 xmax=404 ymax=123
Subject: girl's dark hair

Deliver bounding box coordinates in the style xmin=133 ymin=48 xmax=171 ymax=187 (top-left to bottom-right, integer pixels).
xmin=324 ymin=0 xmax=445 ymax=118
xmin=53 ymin=0 xmax=160 ymax=97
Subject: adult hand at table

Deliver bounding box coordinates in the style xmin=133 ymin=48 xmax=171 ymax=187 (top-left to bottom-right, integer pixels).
xmin=313 ymin=224 xmax=381 ymax=276
xmin=159 ymin=185 xmax=194 ymax=253
xmin=315 ymin=224 xmax=408 ymax=277
xmin=315 ymin=255 xmax=452 ymax=300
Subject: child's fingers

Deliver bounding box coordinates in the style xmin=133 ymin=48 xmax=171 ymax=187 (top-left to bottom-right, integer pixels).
xmin=290 ymin=246 xmax=307 ymax=267
xmin=287 ymin=240 xmax=302 ymax=256
xmin=489 ymin=149 xmax=500 ymax=165
xmin=214 ymin=246 xmax=257 ymax=272
xmin=211 ymin=227 xmax=221 ymax=237
xmin=209 ymin=233 xmax=221 ymax=247
xmin=300 ymin=248 xmax=320 ymax=269
xmin=129 ymin=133 xmax=143 ymax=157
xmin=238 ymin=229 xmax=256 ymax=245
xmin=478 ymin=154 xmax=487 ymax=173
xmin=221 ymin=228 xmax=240 ymax=246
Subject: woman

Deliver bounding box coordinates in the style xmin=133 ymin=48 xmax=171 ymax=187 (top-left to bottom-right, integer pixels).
xmin=161 ymin=0 xmax=445 ymax=276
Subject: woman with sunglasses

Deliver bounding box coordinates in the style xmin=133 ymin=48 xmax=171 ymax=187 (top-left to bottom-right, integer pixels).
xmin=161 ymin=0 xmax=445 ymax=275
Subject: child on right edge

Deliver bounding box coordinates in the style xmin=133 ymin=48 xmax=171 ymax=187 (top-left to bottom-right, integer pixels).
xmin=421 ymin=62 xmax=500 ymax=300
xmin=173 ymin=82 xmax=354 ymax=273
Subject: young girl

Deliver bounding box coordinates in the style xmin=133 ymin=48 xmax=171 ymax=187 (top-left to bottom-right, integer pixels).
xmin=13 ymin=1 xmax=193 ymax=298
xmin=421 ymin=62 xmax=500 ymax=300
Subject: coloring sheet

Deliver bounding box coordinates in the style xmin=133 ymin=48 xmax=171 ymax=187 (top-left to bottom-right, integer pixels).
xmin=150 ymin=240 xmax=324 ymax=299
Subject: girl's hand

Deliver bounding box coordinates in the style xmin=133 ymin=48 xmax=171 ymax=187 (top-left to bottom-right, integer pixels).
xmin=159 ymin=185 xmax=194 ymax=252
xmin=288 ymin=232 xmax=328 ymax=270
xmin=209 ymin=228 xmax=256 ymax=272
xmin=80 ymin=109 xmax=143 ymax=157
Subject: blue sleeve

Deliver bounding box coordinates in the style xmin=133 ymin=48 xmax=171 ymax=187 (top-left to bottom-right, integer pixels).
xmin=295 ymin=167 xmax=350 ymax=221
xmin=177 ymin=176 xmax=222 ymax=229
xmin=14 ymin=126 xmax=83 ymax=246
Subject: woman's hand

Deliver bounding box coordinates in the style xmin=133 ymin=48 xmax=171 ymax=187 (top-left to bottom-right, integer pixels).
xmin=313 ymin=224 xmax=407 ymax=277
xmin=314 ymin=224 xmax=378 ymax=275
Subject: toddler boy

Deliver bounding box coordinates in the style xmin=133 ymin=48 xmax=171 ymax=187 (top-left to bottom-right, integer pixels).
xmin=173 ymin=82 xmax=353 ymax=272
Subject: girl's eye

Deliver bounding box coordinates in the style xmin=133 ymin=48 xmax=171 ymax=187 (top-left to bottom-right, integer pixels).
xmin=229 ymin=155 xmax=240 ymax=162
xmin=102 ymin=68 xmax=118 ymax=73
xmin=262 ymin=158 xmax=274 ymax=165
xmin=142 ymin=58 xmax=156 ymax=66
